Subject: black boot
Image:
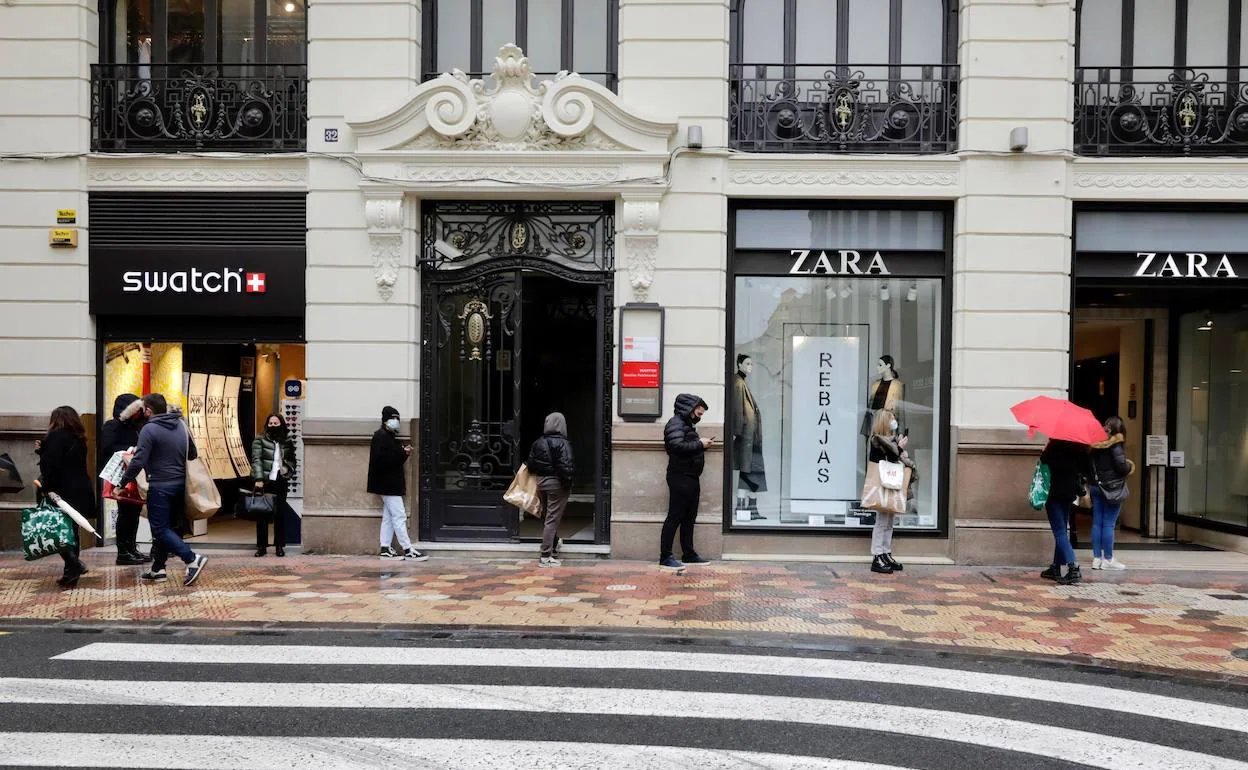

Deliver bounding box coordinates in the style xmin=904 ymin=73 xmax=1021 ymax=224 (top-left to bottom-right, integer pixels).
xmin=1040 ymin=563 xmax=1061 ymax=581
xmin=1056 ymin=563 xmax=1082 ymax=585
xmin=870 ymin=555 xmax=894 ymax=574
xmin=884 ymin=553 xmax=904 ymax=572
xmin=115 ymin=543 xmax=146 ymax=566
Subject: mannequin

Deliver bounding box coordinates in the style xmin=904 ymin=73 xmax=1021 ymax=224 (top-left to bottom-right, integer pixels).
xmin=860 ymin=355 xmax=904 ymax=437
xmin=732 ymin=354 xmax=767 ymax=520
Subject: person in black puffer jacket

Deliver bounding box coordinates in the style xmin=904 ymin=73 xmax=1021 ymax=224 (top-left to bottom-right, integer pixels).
xmin=1089 ymin=416 xmax=1134 ymax=572
xmin=99 ymin=394 xmax=149 ymax=565
xmin=1039 ymin=438 xmax=1095 ymax=585
xmin=526 ymin=412 xmax=574 ymax=567
xmin=37 ymin=406 xmax=96 ymax=588
xmin=659 ymin=393 xmax=712 ymax=570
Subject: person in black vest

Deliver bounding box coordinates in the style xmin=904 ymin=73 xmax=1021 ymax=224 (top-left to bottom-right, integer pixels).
xmin=99 ymin=394 xmax=149 ymax=565
xmin=36 ymin=406 xmax=95 ymax=588
xmin=367 ymin=406 xmax=427 ymax=561
xmin=659 ymin=393 xmax=713 ymax=571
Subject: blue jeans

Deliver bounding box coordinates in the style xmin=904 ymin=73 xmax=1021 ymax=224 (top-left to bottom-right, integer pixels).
xmin=1045 ymin=498 xmax=1076 ymax=566
xmin=146 ymin=484 xmax=195 ymax=565
xmin=1090 ymin=487 xmax=1121 ymax=560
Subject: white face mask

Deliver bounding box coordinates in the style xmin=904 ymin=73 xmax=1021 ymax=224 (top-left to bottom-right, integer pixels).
xmin=385 ymin=418 xmax=400 ymax=432
xmin=889 ymin=420 xmax=899 ymax=433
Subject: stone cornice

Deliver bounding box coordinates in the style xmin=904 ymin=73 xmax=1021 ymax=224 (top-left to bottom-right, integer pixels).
xmin=726 ymin=155 xmax=961 ymax=198
xmin=87 ymin=157 xmax=308 ymax=189
xmin=1071 ymin=158 xmax=1248 ymax=200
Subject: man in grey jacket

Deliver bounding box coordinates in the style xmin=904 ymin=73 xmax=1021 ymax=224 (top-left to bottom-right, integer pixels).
xmin=119 ymin=393 xmax=208 ymax=586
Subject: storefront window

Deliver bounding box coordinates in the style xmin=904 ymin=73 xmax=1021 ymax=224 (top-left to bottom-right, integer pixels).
xmin=730 ymin=207 xmax=946 ymax=531
xmin=1175 ymin=310 xmax=1248 ymax=529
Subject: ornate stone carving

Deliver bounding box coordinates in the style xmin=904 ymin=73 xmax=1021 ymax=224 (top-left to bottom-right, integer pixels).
xmin=365 ymin=198 xmax=403 ymax=301
xmin=620 ymin=199 xmax=661 ymax=301
xmin=349 ymin=44 xmax=677 ymax=156
xmin=730 ymin=169 xmax=958 ymax=187
xmin=1073 ymin=171 xmax=1248 ymax=190
xmin=402 ymin=165 xmax=619 ymax=183
xmin=88 ymin=165 xmax=307 ymax=185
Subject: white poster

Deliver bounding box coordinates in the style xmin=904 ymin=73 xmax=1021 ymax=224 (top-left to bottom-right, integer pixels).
xmin=224 ymin=376 xmax=252 ymax=478
xmin=788 ymin=335 xmax=861 ymax=504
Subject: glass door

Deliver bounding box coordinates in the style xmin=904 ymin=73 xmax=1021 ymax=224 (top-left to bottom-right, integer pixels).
xmin=1174 ymin=309 xmax=1248 ymax=529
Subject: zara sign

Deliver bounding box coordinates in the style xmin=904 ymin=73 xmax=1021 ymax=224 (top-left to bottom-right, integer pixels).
xmin=1132 ymin=252 xmax=1237 ymax=278
xmin=1076 ymin=251 xmax=1248 ymax=281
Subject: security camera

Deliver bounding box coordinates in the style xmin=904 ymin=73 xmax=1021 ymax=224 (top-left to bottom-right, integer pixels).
xmin=434 ymin=239 xmax=463 ymax=260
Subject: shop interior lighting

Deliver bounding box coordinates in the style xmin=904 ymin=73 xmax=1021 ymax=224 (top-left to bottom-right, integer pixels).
xmin=840 ymin=284 xmax=852 ymax=299
xmin=879 ymin=284 xmax=890 ymax=302
xmin=285 ymin=2 xmax=295 ymax=11
xmin=1198 ymin=318 xmax=1214 ymax=331
xmin=906 ymin=282 xmax=918 ymax=302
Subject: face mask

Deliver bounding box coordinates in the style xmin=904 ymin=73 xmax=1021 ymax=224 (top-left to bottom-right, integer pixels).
xmin=266 ymin=426 xmax=282 ymax=438
xmin=690 ymin=413 xmax=702 ymax=424
xmin=889 ymin=420 xmax=899 ymax=433
xmin=385 ymin=418 xmax=400 ymax=432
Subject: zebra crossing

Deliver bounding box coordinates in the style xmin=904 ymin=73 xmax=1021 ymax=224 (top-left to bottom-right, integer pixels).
xmin=0 ymin=635 xmax=1245 ymax=769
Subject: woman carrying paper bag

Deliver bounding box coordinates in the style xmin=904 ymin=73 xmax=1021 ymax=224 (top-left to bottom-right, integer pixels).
xmin=861 ymin=409 xmax=917 ymax=575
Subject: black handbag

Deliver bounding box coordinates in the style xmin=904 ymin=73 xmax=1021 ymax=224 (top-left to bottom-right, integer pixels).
xmin=236 ymin=491 xmax=276 ymax=522
xmin=0 ymin=453 xmax=24 ymax=493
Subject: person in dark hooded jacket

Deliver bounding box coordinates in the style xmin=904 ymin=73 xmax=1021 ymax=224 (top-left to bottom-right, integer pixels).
xmin=1038 ymin=438 xmax=1095 ymax=585
xmin=37 ymin=406 xmax=95 ymax=588
xmin=99 ymin=393 xmax=149 ymax=565
xmin=659 ymin=393 xmax=713 ymax=570
xmin=527 ymin=412 xmax=574 ymax=567
xmin=1089 ymin=416 xmax=1134 ymax=571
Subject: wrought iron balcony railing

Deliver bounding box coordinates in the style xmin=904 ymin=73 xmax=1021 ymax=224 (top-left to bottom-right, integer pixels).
xmin=91 ymin=64 xmax=308 ymax=152
xmin=1075 ymin=67 xmax=1248 ymax=156
xmin=730 ymin=64 xmax=959 ymax=154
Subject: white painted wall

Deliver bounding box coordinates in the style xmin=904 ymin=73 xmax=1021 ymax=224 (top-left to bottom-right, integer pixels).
xmin=0 ymin=0 xmax=96 ymax=415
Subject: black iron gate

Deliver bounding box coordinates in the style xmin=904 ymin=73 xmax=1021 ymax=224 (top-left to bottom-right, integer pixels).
xmin=419 ymin=202 xmax=614 ymax=542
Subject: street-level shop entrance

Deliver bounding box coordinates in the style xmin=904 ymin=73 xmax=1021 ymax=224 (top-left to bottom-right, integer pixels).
xmin=1073 ymin=206 xmax=1248 ymax=547
xmin=419 ymin=202 xmax=613 ymax=544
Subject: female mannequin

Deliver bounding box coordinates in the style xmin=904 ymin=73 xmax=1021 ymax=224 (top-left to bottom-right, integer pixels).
xmin=861 ymin=355 xmax=904 ymax=437
xmin=732 ymin=354 xmax=767 ymax=519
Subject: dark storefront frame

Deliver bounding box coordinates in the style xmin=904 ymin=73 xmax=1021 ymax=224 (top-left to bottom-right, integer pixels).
xmin=724 ymin=199 xmax=954 ymax=539
xmin=1072 ymin=202 xmax=1248 ymax=539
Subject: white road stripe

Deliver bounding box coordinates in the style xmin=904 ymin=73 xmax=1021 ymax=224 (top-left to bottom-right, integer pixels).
xmin=54 ymin=642 xmax=1248 ymax=735
xmin=0 ymin=735 xmax=903 ymax=770
xmin=0 ymin=679 xmax=1242 ymax=770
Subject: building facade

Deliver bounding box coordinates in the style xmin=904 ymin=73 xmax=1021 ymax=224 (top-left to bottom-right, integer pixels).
xmin=2 ymin=0 xmax=1247 ymax=562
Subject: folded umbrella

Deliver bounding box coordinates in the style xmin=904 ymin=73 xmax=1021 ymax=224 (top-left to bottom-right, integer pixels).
xmin=33 ymin=480 xmax=99 ymax=537
xmin=1010 ymin=395 xmax=1107 ymax=445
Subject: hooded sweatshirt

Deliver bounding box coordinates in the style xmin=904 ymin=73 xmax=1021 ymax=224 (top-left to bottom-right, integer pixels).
xmin=120 ymin=411 xmax=199 ymax=488
xmin=527 ymin=412 xmax=575 ymax=482
xmin=664 ymin=393 xmax=709 ymax=477
xmin=98 ymin=394 xmax=142 ymax=471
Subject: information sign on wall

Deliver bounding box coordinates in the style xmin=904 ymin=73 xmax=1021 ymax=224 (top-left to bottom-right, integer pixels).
xmin=618 ymin=303 xmax=665 ymax=421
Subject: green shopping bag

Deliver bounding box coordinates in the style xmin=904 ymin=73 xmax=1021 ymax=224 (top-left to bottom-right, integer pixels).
xmin=21 ymin=500 xmax=76 ymax=561
xmin=1028 ymin=461 xmax=1051 ymax=511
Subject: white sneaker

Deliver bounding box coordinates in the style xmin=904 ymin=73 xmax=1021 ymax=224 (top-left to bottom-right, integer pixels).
xmin=1092 ymin=557 xmax=1103 ymax=570
xmin=539 ymin=556 xmax=562 ymax=568
xmin=1103 ymin=558 xmax=1127 ymax=570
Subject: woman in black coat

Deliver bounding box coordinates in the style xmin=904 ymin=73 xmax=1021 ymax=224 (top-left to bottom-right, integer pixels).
xmin=1039 ymin=438 xmax=1095 ymax=585
xmin=98 ymin=393 xmax=148 ymax=565
xmin=1089 ymin=416 xmax=1134 ymax=571
xmin=36 ymin=406 xmax=95 ymax=588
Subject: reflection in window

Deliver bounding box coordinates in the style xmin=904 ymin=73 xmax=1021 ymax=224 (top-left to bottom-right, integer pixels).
xmin=730 ymin=276 xmax=943 ymax=531
xmin=424 ymin=0 xmax=619 ymax=89
xmin=1175 ymin=310 xmax=1248 ymax=529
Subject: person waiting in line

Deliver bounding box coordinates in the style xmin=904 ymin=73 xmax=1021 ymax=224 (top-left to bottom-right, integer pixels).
xmin=119 ymin=394 xmax=209 ymax=587
xmin=527 ymin=412 xmax=575 ymax=568
xmin=36 ymin=406 xmax=95 ymax=588
xmin=1039 ymin=438 xmax=1095 ymax=585
xmin=1090 ymin=416 xmax=1134 ymax=571
xmin=251 ymin=413 xmax=297 ymax=558
xmin=99 ymin=394 xmax=150 ymax=566
xmin=658 ymin=393 xmax=713 ymax=571
xmin=867 ymin=409 xmax=917 ymax=575
xmin=368 ymin=406 xmax=427 ymax=562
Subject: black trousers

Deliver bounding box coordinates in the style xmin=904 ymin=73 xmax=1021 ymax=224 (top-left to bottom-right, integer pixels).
xmin=256 ymin=478 xmax=288 ymax=550
xmin=115 ymin=502 xmax=142 ymax=551
xmin=660 ymin=473 xmax=700 ymax=560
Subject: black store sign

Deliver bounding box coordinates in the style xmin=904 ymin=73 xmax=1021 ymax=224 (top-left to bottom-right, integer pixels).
xmin=1076 ymin=251 xmax=1248 ymax=280
xmin=90 ymin=247 xmax=306 ymax=317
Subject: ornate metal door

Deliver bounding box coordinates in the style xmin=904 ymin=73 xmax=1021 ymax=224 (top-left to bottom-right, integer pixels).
xmin=419 ymin=201 xmax=615 ymax=542
xmin=423 ymin=271 xmax=524 ymax=540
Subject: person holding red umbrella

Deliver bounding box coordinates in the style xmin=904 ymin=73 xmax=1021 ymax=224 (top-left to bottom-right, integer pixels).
xmin=1011 ymin=396 xmax=1106 ymax=586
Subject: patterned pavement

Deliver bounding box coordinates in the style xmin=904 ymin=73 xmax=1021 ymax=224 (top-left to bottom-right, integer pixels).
xmin=2 ymin=553 xmax=1247 ymax=680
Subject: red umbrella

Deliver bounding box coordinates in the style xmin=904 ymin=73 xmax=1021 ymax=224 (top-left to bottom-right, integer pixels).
xmin=1010 ymin=396 xmax=1108 ymax=445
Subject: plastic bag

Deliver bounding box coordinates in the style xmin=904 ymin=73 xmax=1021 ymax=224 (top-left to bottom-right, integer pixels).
xmin=21 ymin=500 xmax=76 ymax=561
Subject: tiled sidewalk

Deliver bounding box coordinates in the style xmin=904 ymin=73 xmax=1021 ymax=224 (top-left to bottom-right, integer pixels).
xmin=2 ymin=553 xmax=1247 ymax=679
